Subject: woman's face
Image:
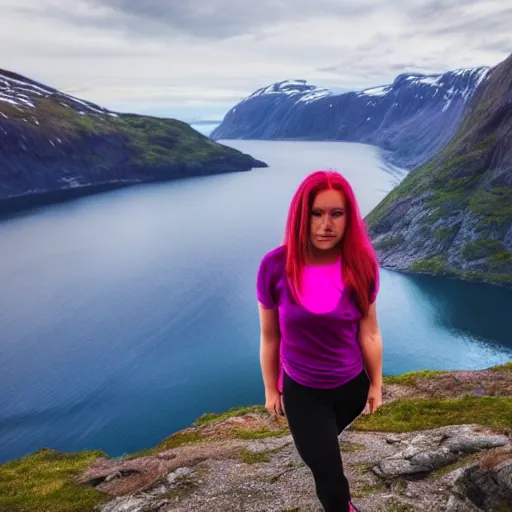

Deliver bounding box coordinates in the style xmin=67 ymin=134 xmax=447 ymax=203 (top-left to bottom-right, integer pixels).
xmin=309 ymin=189 xmax=347 ymax=251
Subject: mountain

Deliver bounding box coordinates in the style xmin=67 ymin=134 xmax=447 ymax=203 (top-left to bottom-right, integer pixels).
xmin=365 ymin=53 xmax=512 ymax=286
xmin=210 ymin=69 xmax=490 ymax=169
xmin=0 ymin=69 xmax=267 ymax=214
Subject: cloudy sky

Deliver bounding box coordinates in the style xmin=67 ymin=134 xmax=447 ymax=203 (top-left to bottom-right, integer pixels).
xmin=1 ymin=0 xmax=511 ymax=120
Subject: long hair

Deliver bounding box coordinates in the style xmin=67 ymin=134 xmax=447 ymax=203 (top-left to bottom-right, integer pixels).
xmin=283 ymin=170 xmax=379 ymax=316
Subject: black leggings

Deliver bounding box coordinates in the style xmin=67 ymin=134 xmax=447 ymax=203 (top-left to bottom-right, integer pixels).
xmin=282 ymin=369 xmax=370 ymax=512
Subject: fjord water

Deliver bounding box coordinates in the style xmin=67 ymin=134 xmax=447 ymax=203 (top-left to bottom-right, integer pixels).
xmin=1 ymin=140 xmax=511 ymax=464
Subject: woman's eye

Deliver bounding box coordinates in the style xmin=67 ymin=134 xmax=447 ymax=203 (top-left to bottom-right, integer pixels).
xmin=333 ymin=211 xmax=344 ymax=217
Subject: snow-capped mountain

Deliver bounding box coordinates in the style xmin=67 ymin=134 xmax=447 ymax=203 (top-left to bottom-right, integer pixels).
xmin=211 ymin=67 xmax=491 ymax=169
xmin=0 ymin=69 xmax=266 ymax=213
xmin=365 ymin=53 xmax=512 ymax=286
xmin=0 ymin=69 xmax=115 ymax=119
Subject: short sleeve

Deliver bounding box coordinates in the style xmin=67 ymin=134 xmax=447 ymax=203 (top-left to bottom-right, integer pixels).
xmin=256 ymin=252 xmax=277 ymax=309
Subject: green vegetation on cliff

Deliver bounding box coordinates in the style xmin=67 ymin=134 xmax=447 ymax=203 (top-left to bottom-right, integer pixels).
xmin=351 ymin=396 xmax=512 ymax=434
xmin=365 ymin=53 xmax=512 ymax=286
xmin=2 ymin=362 xmax=509 ymax=512
xmin=0 ymin=449 xmax=108 ymax=512
xmin=0 ymin=69 xmax=266 ymax=208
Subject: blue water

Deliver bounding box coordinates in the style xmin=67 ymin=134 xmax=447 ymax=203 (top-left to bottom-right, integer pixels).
xmin=1 ymin=140 xmax=511 ymax=464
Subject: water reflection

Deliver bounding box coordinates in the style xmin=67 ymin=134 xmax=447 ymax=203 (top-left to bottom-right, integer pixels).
xmin=407 ymin=273 xmax=512 ymax=352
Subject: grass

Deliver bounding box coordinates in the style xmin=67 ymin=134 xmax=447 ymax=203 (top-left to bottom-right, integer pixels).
xmin=0 ymin=448 xmax=109 ymax=512
xmin=434 ymin=224 xmax=460 ymax=241
xmin=427 ymin=452 xmax=481 ymax=480
xmin=2 ymin=95 xmax=261 ymax=173
xmin=340 ymin=440 xmax=366 ymax=452
xmin=237 ymin=444 xmax=288 ymax=465
xmin=126 ymin=430 xmax=205 ymax=459
xmin=408 ymin=256 xmax=451 ymax=274
xmin=233 ymin=427 xmax=290 ymax=440
xmin=385 ymin=497 xmax=417 ymax=512
xmin=373 ymin=234 xmax=405 ymax=250
xmin=351 ymin=396 xmax=512 ymax=435
xmin=462 ymin=239 xmax=506 ymax=261
xmin=194 ymin=405 xmax=267 ymax=426
xmin=238 ymin=448 xmax=273 ymax=464
xmin=490 ymin=361 xmax=512 ymax=372
xmin=383 ymin=370 xmax=447 ymax=386
xmin=469 ymin=186 xmax=512 ymax=225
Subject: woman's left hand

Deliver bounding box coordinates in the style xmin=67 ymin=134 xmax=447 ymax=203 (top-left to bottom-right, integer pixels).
xmin=363 ymin=383 xmax=382 ymax=415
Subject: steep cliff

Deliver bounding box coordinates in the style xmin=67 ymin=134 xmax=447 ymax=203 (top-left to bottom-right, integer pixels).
xmin=0 ymin=69 xmax=267 ymax=213
xmin=365 ymin=53 xmax=512 ymax=286
xmin=1 ymin=364 xmax=511 ymax=512
xmin=210 ymin=68 xmax=490 ymax=169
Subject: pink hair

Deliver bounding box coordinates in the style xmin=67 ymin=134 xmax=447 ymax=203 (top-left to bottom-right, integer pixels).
xmin=283 ymin=170 xmax=379 ymax=316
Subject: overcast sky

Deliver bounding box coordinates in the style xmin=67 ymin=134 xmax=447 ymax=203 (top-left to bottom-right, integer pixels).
xmin=1 ymin=0 xmax=511 ymax=120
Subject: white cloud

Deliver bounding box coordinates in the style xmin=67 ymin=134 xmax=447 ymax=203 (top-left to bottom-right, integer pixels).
xmin=0 ymin=0 xmax=510 ymax=120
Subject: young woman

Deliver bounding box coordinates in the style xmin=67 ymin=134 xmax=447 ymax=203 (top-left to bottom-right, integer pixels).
xmin=256 ymin=170 xmax=383 ymax=512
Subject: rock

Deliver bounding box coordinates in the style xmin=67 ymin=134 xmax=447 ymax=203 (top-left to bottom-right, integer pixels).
xmin=373 ymin=425 xmax=507 ymax=479
xmin=450 ymin=450 xmax=512 ymax=512
xmin=166 ymin=467 xmax=194 ymax=486
xmin=444 ymin=433 xmax=510 ymax=453
xmin=101 ymin=497 xmax=170 ymax=512
xmin=365 ymin=52 xmax=512 ymax=287
xmin=446 ymin=494 xmax=482 ymax=512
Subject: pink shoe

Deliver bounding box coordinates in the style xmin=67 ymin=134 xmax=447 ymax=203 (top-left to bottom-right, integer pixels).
xmin=349 ymin=501 xmax=360 ymax=512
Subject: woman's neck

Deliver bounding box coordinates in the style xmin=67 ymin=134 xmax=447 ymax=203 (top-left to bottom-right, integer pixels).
xmin=306 ymin=246 xmax=342 ymax=266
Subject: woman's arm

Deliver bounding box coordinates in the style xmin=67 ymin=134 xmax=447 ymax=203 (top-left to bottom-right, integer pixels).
xmin=258 ymin=303 xmax=282 ymax=415
xmin=358 ymin=301 xmax=383 ymax=411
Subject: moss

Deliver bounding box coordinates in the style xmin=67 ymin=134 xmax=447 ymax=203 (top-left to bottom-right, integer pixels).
xmin=0 ymin=448 xmax=108 ymax=512
xmin=3 ymin=96 xmax=261 ymax=174
xmin=434 ymin=224 xmax=460 ymax=240
xmin=385 ymin=497 xmax=416 ymax=512
xmin=340 ymin=441 xmax=366 ymax=452
xmin=350 ymin=481 xmax=387 ymax=498
xmin=351 ymin=396 xmax=512 ymax=434
xmin=365 ymin=159 xmax=439 ymax=228
xmin=489 ymin=251 xmax=512 ymax=264
xmin=383 ymin=370 xmax=447 ymax=386
xmin=427 ymin=176 xmax=479 ymax=210
xmin=194 ymin=405 xmax=267 ymax=426
xmin=237 ymin=448 xmax=273 ymax=464
xmin=462 ymin=239 xmax=505 ymax=261
xmin=490 ymin=361 xmax=512 ymax=372
xmin=161 ymin=471 xmax=201 ymax=500
xmin=469 ymin=186 xmax=512 ymax=224
xmin=456 ymin=269 xmax=512 ymax=286
xmin=408 ymin=256 xmax=450 ymax=274
xmin=233 ymin=427 xmax=289 ymax=440
xmin=427 ymin=453 xmax=481 ymax=480
xmin=128 ymin=430 xmax=205 ymax=459
xmin=373 ymin=234 xmax=405 ymax=250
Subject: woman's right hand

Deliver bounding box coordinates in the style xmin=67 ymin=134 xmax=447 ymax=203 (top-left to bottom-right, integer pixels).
xmin=265 ymin=389 xmax=283 ymax=416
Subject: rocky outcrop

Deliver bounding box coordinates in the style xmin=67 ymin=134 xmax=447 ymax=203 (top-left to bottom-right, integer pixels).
xmin=210 ymin=68 xmax=490 ymax=169
xmin=2 ymin=365 xmax=510 ymax=511
xmin=365 ymin=52 xmax=512 ymax=287
xmin=92 ymin=426 xmax=511 ymax=512
xmin=0 ymin=69 xmax=267 ymax=214
xmin=72 ymin=365 xmax=511 ymax=512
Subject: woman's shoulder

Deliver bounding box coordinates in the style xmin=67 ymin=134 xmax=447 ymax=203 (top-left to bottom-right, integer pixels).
xmin=261 ymin=244 xmax=286 ymax=264
xmin=257 ymin=244 xmax=286 ymax=278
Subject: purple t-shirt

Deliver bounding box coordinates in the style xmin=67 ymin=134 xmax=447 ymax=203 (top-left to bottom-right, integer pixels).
xmin=256 ymin=245 xmax=378 ymax=391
